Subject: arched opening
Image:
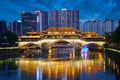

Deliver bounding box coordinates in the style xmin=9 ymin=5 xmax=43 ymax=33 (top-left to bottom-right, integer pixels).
xmin=74 ymin=42 xmax=82 ymax=59
xmin=82 ymin=43 xmax=102 ymax=51
xmin=48 ymin=40 xmax=74 ymax=59
xmin=21 ymin=43 xmax=40 ymax=49
xmin=81 ymin=43 xmax=103 ymax=59
xmin=20 ymin=43 xmax=41 ymax=58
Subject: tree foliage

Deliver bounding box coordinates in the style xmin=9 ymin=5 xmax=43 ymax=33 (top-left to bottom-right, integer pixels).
xmin=0 ymin=31 xmax=18 ymax=46
xmin=114 ymin=20 xmax=120 ymax=44
xmin=104 ymin=32 xmax=114 ymax=43
xmin=103 ymin=20 xmax=120 ymax=48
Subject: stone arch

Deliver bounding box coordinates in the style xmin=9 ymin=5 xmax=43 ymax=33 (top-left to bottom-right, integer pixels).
xmin=48 ymin=40 xmax=73 ymax=48
xmin=48 ymin=40 xmax=75 ymax=58
xmin=20 ymin=43 xmax=40 ymax=49
xmin=82 ymin=43 xmax=103 ymax=51
xmin=20 ymin=43 xmax=41 ymax=58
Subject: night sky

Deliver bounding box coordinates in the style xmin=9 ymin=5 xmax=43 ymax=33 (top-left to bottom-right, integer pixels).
xmin=0 ymin=0 xmax=120 ymax=22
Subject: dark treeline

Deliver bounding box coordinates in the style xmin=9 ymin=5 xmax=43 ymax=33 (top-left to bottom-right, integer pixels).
xmin=104 ymin=19 xmax=120 ymax=49
xmin=0 ymin=31 xmax=18 ymax=47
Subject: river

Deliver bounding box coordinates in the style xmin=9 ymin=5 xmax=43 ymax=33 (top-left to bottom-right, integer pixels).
xmin=0 ymin=51 xmax=120 ymax=80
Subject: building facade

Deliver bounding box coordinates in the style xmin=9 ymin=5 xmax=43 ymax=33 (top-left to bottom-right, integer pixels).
xmin=19 ymin=27 xmax=104 ymax=42
xmin=79 ymin=22 xmax=83 ymax=31
xmin=50 ymin=9 xmax=79 ymax=29
xmin=83 ymin=20 xmax=104 ymax=36
xmin=0 ymin=20 xmax=7 ymax=33
xmin=21 ymin=11 xmax=37 ymax=35
xmin=9 ymin=20 xmax=22 ymax=36
xmin=83 ymin=21 xmax=94 ymax=32
xmin=103 ymin=19 xmax=114 ymax=34
xmin=34 ymin=10 xmax=48 ymax=31
xmin=21 ymin=11 xmax=48 ymax=35
xmin=93 ymin=20 xmax=103 ymax=36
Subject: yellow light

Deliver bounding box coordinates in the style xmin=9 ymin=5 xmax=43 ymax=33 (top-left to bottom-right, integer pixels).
xmin=72 ymin=32 xmax=75 ymax=34
xmin=48 ymin=32 xmax=51 ymax=34
xmin=54 ymin=32 xmax=58 ymax=34
xmin=65 ymin=32 xmax=68 ymax=34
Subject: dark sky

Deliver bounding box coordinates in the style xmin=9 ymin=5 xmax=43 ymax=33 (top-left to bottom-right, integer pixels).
xmin=0 ymin=0 xmax=120 ymax=22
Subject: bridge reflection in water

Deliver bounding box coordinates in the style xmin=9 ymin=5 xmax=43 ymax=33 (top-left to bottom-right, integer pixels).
xmin=19 ymin=59 xmax=103 ymax=80
xmin=0 ymin=50 xmax=119 ymax=80
xmin=18 ymin=51 xmax=115 ymax=80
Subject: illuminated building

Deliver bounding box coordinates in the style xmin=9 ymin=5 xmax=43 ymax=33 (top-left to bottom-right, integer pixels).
xmin=0 ymin=20 xmax=7 ymax=33
xmin=9 ymin=20 xmax=22 ymax=36
xmin=19 ymin=27 xmax=104 ymax=42
xmin=21 ymin=10 xmax=48 ymax=35
xmin=50 ymin=9 xmax=79 ymax=29
xmin=21 ymin=11 xmax=37 ymax=35
xmin=34 ymin=10 xmax=48 ymax=31
xmin=18 ymin=27 xmax=105 ymax=58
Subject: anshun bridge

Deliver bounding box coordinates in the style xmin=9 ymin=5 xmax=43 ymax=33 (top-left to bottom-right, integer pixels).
xmin=18 ymin=27 xmax=105 ymax=58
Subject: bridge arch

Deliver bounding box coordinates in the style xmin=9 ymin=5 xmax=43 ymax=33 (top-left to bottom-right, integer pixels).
xmin=19 ymin=43 xmax=41 ymax=58
xmin=20 ymin=43 xmax=40 ymax=49
xmin=48 ymin=40 xmax=75 ymax=58
xmin=48 ymin=40 xmax=74 ymax=48
xmin=82 ymin=43 xmax=103 ymax=51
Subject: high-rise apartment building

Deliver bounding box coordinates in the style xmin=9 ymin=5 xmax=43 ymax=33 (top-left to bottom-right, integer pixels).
xmin=103 ymin=19 xmax=114 ymax=34
xmin=93 ymin=20 xmax=103 ymax=36
xmin=50 ymin=10 xmax=58 ymax=27
xmin=83 ymin=20 xmax=104 ymax=36
xmin=79 ymin=22 xmax=83 ymax=31
xmin=21 ymin=11 xmax=48 ymax=35
xmin=83 ymin=21 xmax=94 ymax=32
xmin=50 ymin=9 xmax=79 ymax=29
xmin=0 ymin=20 xmax=7 ymax=33
xmin=34 ymin=10 xmax=48 ymax=31
xmin=21 ymin=11 xmax=37 ymax=35
xmin=9 ymin=20 xmax=22 ymax=36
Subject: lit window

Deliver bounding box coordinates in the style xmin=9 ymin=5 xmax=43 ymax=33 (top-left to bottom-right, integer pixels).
xmin=54 ymin=32 xmax=58 ymax=34
xmin=72 ymin=32 xmax=75 ymax=34
xmin=48 ymin=32 xmax=51 ymax=34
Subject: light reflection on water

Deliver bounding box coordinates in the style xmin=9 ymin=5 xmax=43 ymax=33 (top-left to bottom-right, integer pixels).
xmin=18 ymin=58 xmax=104 ymax=80
xmin=0 ymin=51 xmax=118 ymax=80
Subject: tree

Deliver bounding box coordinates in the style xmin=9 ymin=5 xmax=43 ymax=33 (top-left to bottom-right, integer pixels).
xmin=104 ymin=32 xmax=114 ymax=43
xmin=0 ymin=31 xmax=18 ymax=46
xmin=0 ymin=33 xmax=2 ymax=43
xmin=114 ymin=19 xmax=120 ymax=45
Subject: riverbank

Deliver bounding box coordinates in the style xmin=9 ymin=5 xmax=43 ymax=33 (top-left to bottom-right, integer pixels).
xmin=0 ymin=47 xmax=20 ymax=60
xmin=106 ymin=48 xmax=120 ymax=53
xmin=105 ymin=48 xmax=120 ymax=62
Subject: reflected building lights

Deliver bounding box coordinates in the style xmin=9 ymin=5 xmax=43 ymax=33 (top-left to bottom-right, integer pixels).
xmin=17 ymin=57 xmax=104 ymax=80
xmin=36 ymin=66 xmax=42 ymax=80
xmin=62 ymin=74 xmax=67 ymax=80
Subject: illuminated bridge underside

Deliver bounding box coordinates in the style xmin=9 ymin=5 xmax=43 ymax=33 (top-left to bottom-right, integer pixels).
xmin=18 ymin=39 xmax=105 ymax=48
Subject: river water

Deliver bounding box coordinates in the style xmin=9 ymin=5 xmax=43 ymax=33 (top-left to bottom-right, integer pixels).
xmin=0 ymin=51 xmax=120 ymax=80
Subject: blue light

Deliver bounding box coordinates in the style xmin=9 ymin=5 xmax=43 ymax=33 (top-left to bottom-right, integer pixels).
xmin=81 ymin=45 xmax=89 ymax=59
xmin=81 ymin=45 xmax=89 ymax=53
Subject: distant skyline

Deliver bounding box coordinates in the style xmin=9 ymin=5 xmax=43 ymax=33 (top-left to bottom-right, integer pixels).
xmin=0 ymin=0 xmax=120 ymax=22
